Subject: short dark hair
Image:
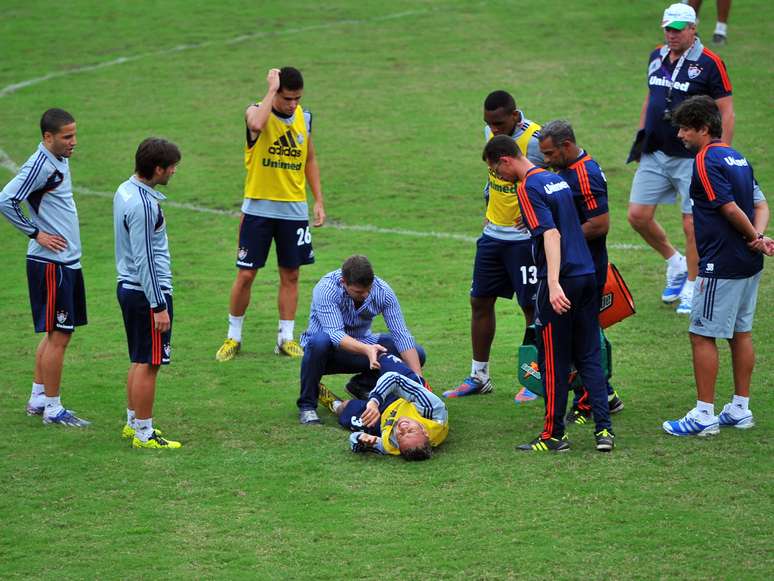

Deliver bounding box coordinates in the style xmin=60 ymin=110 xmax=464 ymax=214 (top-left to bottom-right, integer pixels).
xmin=341 ymin=255 xmax=374 ymax=287
xmin=484 ymin=90 xmax=516 ymax=113
xmin=134 ymin=138 xmax=182 ymax=179
xmin=672 ymin=95 xmax=722 ymax=138
xmin=279 ymin=67 xmax=304 ymax=92
xmin=401 ymin=441 xmax=432 ymax=462
xmin=540 ymin=120 xmax=576 ymax=146
xmin=40 ymin=108 xmax=75 ymax=136
xmin=482 ymin=134 xmax=522 ymax=163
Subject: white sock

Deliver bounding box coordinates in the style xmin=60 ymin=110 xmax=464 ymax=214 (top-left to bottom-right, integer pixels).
xmin=714 ymin=22 xmax=728 ymax=36
xmin=696 ymin=400 xmax=715 ymax=417
xmin=127 ymin=409 xmax=136 ymax=427
xmin=666 ymin=251 xmax=684 ymax=272
xmin=228 ymin=314 xmax=244 ymax=343
xmin=471 ymin=360 xmax=489 ymax=381
xmin=30 ymin=382 xmax=45 ymax=398
xmin=135 ymin=418 xmax=153 ymax=442
xmin=278 ymin=320 xmax=295 ymax=343
xmin=44 ymin=395 xmax=63 ymax=418
xmin=731 ymin=395 xmax=749 ymax=412
xmin=331 ymin=400 xmax=343 ymax=413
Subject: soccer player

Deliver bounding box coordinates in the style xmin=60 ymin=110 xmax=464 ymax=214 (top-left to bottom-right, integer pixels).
xmin=663 ymin=96 xmax=771 ymax=436
xmin=216 ymin=66 xmax=326 ymax=362
xmin=483 ymin=135 xmax=614 ymax=453
xmin=0 ymin=108 xmax=89 ymax=427
xmin=444 ymin=90 xmax=542 ymax=398
xmin=319 ymin=354 xmax=447 ymax=461
xmin=627 ymin=3 xmax=734 ymax=315
xmin=687 ymin=0 xmax=732 ymax=45
xmin=114 ymin=138 xmax=182 ymax=449
xmin=297 ymin=254 xmax=425 ymax=425
xmin=538 ymin=120 xmax=625 ymax=424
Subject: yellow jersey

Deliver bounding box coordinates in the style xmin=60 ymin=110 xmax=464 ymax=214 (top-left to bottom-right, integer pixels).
xmin=244 ymin=105 xmax=311 ymax=202
xmin=484 ymin=120 xmax=541 ymax=228
xmin=380 ymin=398 xmax=449 ymax=456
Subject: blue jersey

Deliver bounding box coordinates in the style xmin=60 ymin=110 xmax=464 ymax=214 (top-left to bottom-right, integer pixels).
xmin=691 ymin=141 xmax=763 ymax=279
xmin=516 ymin=167 xmax=595 ymax=279
xmin=558 ymin=151 xmax=609 ymax=288
xmin=643 ymin=39 xmax=732 ymax=158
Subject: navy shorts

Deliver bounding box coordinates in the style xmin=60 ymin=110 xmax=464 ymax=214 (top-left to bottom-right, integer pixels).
xmin=117 ymin=282 xmax=173 ymax=365
xmin=471 ymin=234 xmax=536 ymax=308
xmin=236 ymin=214 xmax=314 ymax=270
xmin=337 ymin=394 xmax=398 ymax=434
xmin=27 ymin=259 xmax=87 ymax=334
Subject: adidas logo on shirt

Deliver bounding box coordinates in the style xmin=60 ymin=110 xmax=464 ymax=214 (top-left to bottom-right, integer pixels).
xmin=268 ymin=130 xmax=302 ymax=157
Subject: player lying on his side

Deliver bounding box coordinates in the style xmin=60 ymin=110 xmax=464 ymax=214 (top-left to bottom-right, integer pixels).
xmin=318 ymin=354 xmax=448 ymax=461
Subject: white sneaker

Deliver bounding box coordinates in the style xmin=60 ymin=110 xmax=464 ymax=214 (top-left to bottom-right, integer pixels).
xmin=676 ymin=283 xmax=693 ymax=315
xmin=718 ymin=403 xmax=755 ymax=429
xmin=662 ymin=407 xmax=719 ymax=436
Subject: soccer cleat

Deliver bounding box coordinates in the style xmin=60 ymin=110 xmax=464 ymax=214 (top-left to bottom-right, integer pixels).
xmin=275 ymin=339 xmax=304 ymax=358
xmin=442 ymin=376 xmax=493 ymax=398
xmin=676 ymin=284 xmax=694 ymax=315
xmin=299 ymin=409 xmax=322 ymax=425
xmin=595 ymin=429 xmax=615 ymax=452
xmin=132 ymin=430 xmax=181 ymax=449
xmin=318 ymin=383 xmax=341 ymax=415
xmin=718 ymin=403 xmax=755 ymax=429
xmin=42 ymin=409 xmax=91 ymax=427
xmin=514 ymin=387 xmax=538 ymax=405
xmin=565 ymin=407 xmax=592 ymax=426
xmin=662 ymin=266 xmax=687 ymax=303
xmin=608 ymin=391 xmax=625 ymax=414
xmin=122 ymin=424 xmax=163 ymax=439
xmin=662 ymin=408 xmax=719 ymax=436
xmin=215 ymin=338 xmax=241 ymax=362
xmin=517 ymin=434 xmax=570 ymax=453
xmin=26 ymin=402 xmax=45 ymax=416
xmin=712 ymin=33 xmax=727 ymax=46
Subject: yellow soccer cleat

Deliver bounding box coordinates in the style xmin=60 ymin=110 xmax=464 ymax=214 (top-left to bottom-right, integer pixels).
xmin=318 ymin=383 xmax=342 ymax=414
xmin=122 ymin=424 xmax=162 ymax=439
xmin=275 ymin=339 xmax=304 ymax=358
xmin=132 ymin=430 xmax=181 ymax=449
xmin=216 ymin=338 xmax=241 ymax=362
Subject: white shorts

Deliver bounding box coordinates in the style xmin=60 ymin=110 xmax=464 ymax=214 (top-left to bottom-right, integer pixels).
xmin=630 ymin=151 xmax=693 ymax=214
xmin=689 ymin=272 xmax=762 ymax=339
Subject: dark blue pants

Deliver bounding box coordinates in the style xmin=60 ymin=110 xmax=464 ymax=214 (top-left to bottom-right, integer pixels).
xmin=297 ymin=333 xmax=426 ymax=411
xmin=535 ymin=275 xmax=611 ymax=438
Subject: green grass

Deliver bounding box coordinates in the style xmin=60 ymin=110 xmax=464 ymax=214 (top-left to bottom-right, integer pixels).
xmin=0 ymin=1 xmax=772 ymax=578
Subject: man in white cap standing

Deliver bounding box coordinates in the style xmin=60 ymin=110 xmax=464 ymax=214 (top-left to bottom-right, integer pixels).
xmin=626 ymin=3 xmax=734 ymax=315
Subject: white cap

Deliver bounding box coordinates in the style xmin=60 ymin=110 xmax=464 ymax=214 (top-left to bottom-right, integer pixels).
xmin=661 ymin=3 xmax=696 ymax=29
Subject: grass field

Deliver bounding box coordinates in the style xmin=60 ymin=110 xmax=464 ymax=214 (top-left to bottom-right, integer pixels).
xmin=1 ymin=1 xmax=772 ymax=578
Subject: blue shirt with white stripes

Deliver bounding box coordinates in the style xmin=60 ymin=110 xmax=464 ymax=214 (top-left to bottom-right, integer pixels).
xmin=300 ymin=269 xmax=415 ymax=353
xmin=113 ymin=176 xmax=172 ymax=310
xmin=0 ymin=143 xmax=82 ymax=267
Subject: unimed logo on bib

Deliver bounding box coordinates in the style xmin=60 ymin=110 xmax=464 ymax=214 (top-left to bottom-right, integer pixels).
xmin=268 ymin=130 xmax=303 ymax=157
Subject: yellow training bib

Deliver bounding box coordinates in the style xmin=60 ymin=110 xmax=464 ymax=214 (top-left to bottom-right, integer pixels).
xmin=485 ymin=122 xmax=541 ymax=227
xmin=244 ymin=105 xmax=309 ymax=202
xmin=380 ymin=398 xmax=449 ymax=456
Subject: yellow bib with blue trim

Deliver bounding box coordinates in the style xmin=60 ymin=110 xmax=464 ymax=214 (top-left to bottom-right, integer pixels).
xmin=380 ymin=398 xmax=449 ymax=456
xmin=244 ymin=105 xmax=309 ymax=202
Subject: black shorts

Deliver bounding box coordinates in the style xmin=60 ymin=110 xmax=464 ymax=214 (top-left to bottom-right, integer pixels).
xmin=337 ymin=394 xmax=398 ymax=434
xmin=27 ymin=259 xmax=87 ymax=334
xmin=117 ymin=282 xmax=173 ymax=365
xmin=471 ymin=234 xmax=536 ymax=308
xmin=236 ymin=214 xmax=314 ymax=270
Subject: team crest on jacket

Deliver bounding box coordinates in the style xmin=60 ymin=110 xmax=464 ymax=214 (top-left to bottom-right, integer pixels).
xmin=56 ymin=310 xmax=68 ymax=324
xmin=238 ymin=247 xmax=248 ymax=261
xmin=687 ymin=64 xmax=702 ymax=79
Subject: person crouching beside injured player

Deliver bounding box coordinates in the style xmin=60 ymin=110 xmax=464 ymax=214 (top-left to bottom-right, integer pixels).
xmin=319 ymin=353 xmax=448 ymax=460
xmin=484 ymin=135 xmax=614 ymax=452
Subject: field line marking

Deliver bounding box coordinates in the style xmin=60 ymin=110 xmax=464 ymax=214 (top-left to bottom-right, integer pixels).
xmin=0 ymin=9 xmax=430 ymax=98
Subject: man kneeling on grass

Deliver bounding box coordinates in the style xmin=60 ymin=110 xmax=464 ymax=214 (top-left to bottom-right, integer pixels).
xmin=319 ymin=353 xmax=448 ymax=460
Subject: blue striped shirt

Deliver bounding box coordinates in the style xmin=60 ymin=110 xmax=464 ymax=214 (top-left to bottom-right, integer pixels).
xmin=301 ymin=269 xmax=415 ymax=352
xmin=0 ymin=143 xmax=82 ymax=267
xmin=113 ymin=176 xmax=172 ymax=310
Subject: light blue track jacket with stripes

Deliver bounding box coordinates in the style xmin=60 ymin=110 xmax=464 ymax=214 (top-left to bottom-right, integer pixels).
xmin=113 ymin=176 xmax=172 ymax=310
xmin=0 ymin=143 xmax=82 ymax=267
